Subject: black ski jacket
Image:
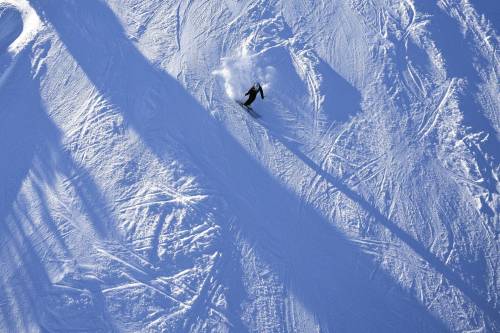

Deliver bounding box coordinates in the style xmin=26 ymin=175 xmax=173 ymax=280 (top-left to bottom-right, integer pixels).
xmin=244 ymin=86 xmax=264 ymax=106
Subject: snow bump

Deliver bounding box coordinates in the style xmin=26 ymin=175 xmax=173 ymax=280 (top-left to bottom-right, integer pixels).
xmin=0 ymin=5 xmax=22 ymax=52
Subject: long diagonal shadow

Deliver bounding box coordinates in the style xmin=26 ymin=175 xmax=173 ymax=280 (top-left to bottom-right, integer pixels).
xmin=264 ymin=126 xmax=500 ymax=327
xmin=25 ymin=0 xmax=461 ymax=331
xmin=0 ymin=41 xmax=116 ymax=330
xmin=0 ymin=44 xmax=47 ymax=333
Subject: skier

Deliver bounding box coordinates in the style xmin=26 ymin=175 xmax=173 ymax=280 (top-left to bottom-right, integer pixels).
xmin=243 ymin=82 xmax=264 ymax=108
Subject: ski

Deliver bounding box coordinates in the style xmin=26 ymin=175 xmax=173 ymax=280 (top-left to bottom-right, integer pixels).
xmin=237 ymin=101 xmax=261 ymax=118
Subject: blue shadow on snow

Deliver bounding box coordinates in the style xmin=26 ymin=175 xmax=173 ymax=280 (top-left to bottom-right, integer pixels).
xmin=24 ymin=0 xmax=493 ymax=331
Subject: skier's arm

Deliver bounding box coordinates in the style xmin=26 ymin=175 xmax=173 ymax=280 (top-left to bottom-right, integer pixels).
xmin=259 ymin=87 xmax=264 ymax=99
xmin=245 ymin=89 xmax=251 ymax=96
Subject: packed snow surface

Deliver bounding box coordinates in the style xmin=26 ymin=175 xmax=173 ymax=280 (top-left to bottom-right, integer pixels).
xmin=0 ymin=0 xmax=499 ymax=332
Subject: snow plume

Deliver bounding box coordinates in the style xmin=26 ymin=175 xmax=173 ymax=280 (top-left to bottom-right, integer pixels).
xmin=213 ymin=43 xmax=275 ymax=101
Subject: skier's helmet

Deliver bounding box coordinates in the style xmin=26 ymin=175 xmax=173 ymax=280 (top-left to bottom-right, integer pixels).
xmin=253 ymin=82 xmax=260 ymax=89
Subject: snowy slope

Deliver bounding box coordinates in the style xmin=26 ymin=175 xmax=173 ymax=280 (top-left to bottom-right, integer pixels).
xmin=0 ymin=0 xmax=498 ymax=332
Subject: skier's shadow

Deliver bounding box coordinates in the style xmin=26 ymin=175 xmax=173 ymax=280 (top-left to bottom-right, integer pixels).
xmin=25 ymin=0 xmax=487 ymax=330
xmin=264 ymin=129 xmax=500 ymax=327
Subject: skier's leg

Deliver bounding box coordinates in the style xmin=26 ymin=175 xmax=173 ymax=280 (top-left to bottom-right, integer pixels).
xmin=244 ymin=95 xmax=255 ymax=106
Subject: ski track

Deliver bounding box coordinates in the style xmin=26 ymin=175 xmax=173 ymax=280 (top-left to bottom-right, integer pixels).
xmin=0 ymin=0 xmax=499 ymax=332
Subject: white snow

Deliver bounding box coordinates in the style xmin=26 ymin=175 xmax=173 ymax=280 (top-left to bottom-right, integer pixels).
xmin=212 ymin=44 xmax=275 ymax=101
xmin=0 ymin=0 xmax=499 ymax=332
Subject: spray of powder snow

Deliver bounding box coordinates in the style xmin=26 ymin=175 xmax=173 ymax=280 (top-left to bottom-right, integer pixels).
xmin=213 ymin=44 xmax=276 ymax=101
